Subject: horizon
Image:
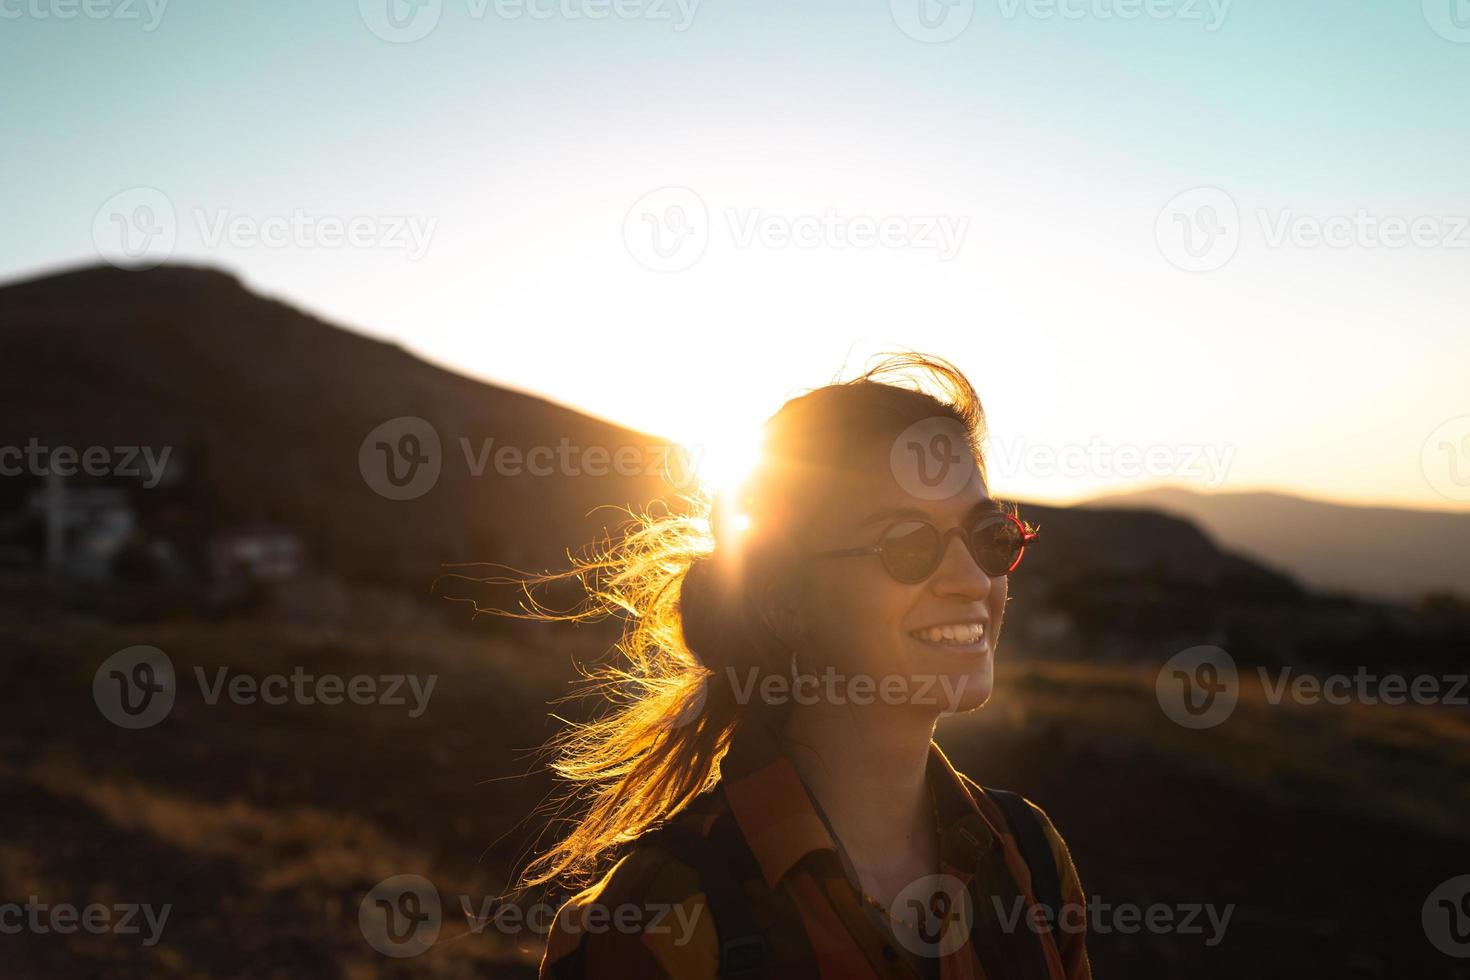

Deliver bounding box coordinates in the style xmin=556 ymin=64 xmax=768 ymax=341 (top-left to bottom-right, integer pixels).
xmin=7 ymin=258 xmax=1466 ymax=518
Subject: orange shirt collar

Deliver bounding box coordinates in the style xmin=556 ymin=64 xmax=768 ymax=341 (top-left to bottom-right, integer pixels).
xmin=720 ymin=720 xmax=998 ymax=889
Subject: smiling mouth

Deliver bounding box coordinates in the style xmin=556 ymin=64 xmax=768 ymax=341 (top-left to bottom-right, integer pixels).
xmin=908 ymin=622 xmax=987 ymax=647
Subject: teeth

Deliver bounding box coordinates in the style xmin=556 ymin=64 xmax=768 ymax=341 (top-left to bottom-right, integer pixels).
xmin=911 ymin=623 xmax=985 ymax=645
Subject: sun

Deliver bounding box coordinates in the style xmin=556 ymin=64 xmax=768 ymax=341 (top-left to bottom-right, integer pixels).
xmin=679 ymin=419 xmax=766 ymax=529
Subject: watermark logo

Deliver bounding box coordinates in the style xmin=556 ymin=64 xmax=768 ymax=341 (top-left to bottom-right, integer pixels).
xmin=359 ymin=874 xmax=707 ymax=954
xmin=996 ymin=0 xmax=1231 ymax=30
xmin=725 ymin=208 xmax=967 ymax=260
xmin=993 ymin=894 xmax=1233 ymax=946
xmin=361 ymin=874 xmax=442 ymax=957
xmin=1257 ymin=667 xmax=1467 ymax=708
xmin=359 ymin=420 xmax=701 ymax=499
xmin=194 ymin=666 xmax=437 ymax=717
xmin=730 ymin=667 xmax=974 ymax=712
xmin=0 ymin=899 xmax=171 ymax=946
xmin=1256 ymin=209 xmax=1470 ymax=252
xmin=1423 ymin=0 xmax=1470 ymax=43
xmin=889 ymin=874 xmax=973 ymax=957
xmin=624 ymin=188 xmax=970 ymax=272
xmin=1156 ymin=645 xmax=1238 ymax=729
xmin=194 ymin=208 xmax=437 ymax=259
xmin=0 ymin=440 xmax=173 ymax=488
xmin=359 ymin=0 xmax=442 ymax=41
xmin=1158 ymin=648 xmax=1467 ymax=729
xmin=1156 ymin=187 xmax=1240 ymax=273
xmin=359 ymin=417 xmax=443 ymax=501
xmin=986 ymin=435 xmax=1234 ymax=489
xmin=890 ymin=0 xmax=974 ymax=42
xmin=360 ymin=0 xmax=698 ymax=40
xmin=1424 ymin=875 xmax=1470 ymax=957
xmin=92 ymin=187 xmax=177 ymax=270
xmin=0 ymin=0 xmax=170 ymax=30
xmin=1159 ymin=188 xmax=1470 ymax=272
xmin=624 ymin=187 xmax=709 ymax=273
xmin=92 ymin=188 xmax=438 ymax=267
xmin=667 ymin=666 xmax=975 ymax=730
xmin=93 ymin=646 xmax=176 ymax=730
xmin=1422 ymin=416 xmax=1470 ymax=502
xmin=96 ymin=650 xmax=437 ymax=727
xmin=891 ymin=416 xmax=980 ymax=501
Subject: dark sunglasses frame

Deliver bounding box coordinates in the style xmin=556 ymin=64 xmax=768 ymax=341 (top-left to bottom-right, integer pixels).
xmin=808 ymin=512 xmax=1038 ymax=583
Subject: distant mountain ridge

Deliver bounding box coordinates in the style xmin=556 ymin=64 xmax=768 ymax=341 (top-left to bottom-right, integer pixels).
xmin=0 ymin=264 xmax=682 ymax=590
xmin=1083 ymin=486 xmax=1470 ymax=603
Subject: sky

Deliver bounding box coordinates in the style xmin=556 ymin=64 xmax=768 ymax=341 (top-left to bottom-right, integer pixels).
xmin=3 ymin=0 xmax=1469 ymax=511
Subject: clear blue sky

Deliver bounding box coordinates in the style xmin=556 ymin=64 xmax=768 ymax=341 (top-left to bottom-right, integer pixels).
xmin=5 ymin=0 xmax=1469 ymax=509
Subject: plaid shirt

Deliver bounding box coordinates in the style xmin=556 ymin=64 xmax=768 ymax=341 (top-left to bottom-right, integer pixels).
xmin=540 ymin=721 xmax=1091 ymax=980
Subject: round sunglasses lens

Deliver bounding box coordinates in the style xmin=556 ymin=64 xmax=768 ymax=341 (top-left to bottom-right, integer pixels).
xmin=969 ymin=516 xmax=1024 ymax=575
xmin=879 ymin=521 xmax=942 ymax=583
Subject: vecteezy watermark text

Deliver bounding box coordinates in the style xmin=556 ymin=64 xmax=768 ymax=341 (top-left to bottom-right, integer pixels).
xmin=725 ymin=208 xmax=968 ymax=260
xmin=665 ymin=666 xmax=979 ymax=731
xmin=1157 ymin=646 xmax=1469 ymax=729
xmin=726 ymin=666 xmax=974 ymax=711
xmin=889 ymin=0 xmax=1230 ymax=43
xmin=993 ymin=894 xmax=1234 ymax=947
xmin=0 ymin=898 xmax=171 ymax=946
xmin=462 ymin=896 xmax=703 ymax=945
xmin=0 ymin=440 xmax=173 ymax=488
xmin=92 ymin=187 xmax=438 ymax=269
xmin=987 ymin=435 xmax=1234 ymax=489
xmin=358 ymin=874 xmax=704 ymax=958
xmin=0 ymin=0 xmax=169 ymax=29
xmin=623 ymin=187 xmax=970 ymax=273
xmin=1157 ymin=187 xmax=1470 ymax=272
xmin=194 ymin=209 xmax=436 ymax=259
xmin=884 ymin=417 xmax=1235 ymax=501
xmin=94 ymin=646 xmax=437 ymax=730
xmin=358 ymin=416 xmax=703 ymax=501
xmin=194 ymin=666 xmax=436 ymax=718
xmin=358 ymin=0 xmax=701 ymax=43
xmin=996 ymin=0 xmax=1231 ymax=30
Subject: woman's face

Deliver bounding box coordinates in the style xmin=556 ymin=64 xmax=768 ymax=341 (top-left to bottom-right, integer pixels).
xmin=790 ymin=439 xmax=1006 ymax=719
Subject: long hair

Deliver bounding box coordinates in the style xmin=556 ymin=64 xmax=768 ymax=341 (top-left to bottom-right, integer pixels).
xmin=505 ymin=352 xmax=991 ymax=891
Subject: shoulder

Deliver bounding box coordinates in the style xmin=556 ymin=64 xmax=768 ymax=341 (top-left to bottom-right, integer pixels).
xmin=538 ymin=806 xmax=723 ymax=980
xmin=959 ymin=775 xmax=1083 ymax=899
xmin=960 ymin=776 xmax=1067 ymax=842
xmin=960 ymin=776 xmax=1093 ymax=978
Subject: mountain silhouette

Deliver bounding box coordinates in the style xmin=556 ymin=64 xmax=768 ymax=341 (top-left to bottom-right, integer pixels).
xmin=1082 ymin=486 xmax=1469 ymax=603
xmin=0 ymin=264 xmax=685 ymax=592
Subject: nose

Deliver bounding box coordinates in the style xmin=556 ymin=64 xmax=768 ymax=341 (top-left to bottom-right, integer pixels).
xmin=929 ymin=531 xmax=994 ymax=601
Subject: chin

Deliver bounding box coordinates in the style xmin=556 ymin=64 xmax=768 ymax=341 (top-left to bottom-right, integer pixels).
xmin=895 ymin=654 xmax=993 ymax=717
xmin=940 ymin=663 xmax=994 ymax=714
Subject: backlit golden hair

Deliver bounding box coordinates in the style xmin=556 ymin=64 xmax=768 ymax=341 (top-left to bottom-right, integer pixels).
xmin=504 ymin=352 xmax=991 ymax=891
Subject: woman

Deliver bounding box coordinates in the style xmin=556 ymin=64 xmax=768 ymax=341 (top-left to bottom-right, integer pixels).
xmin=521 ymin=354 xmax=1090 ymax=979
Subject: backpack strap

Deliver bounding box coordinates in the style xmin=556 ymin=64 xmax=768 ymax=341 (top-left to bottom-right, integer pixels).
xmin=648 ymin=822 xmax=767 ymax=980
xmin=985 ymin=788 xmax=1064 ymax=931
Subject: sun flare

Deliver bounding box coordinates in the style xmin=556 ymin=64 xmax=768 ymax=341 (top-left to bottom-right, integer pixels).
xmin=681 ymin=420 xmax=766 ymax=532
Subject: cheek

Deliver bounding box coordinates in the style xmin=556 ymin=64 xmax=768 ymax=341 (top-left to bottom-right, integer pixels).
xmin=990 ymin=577 xmax=1010 ymax=633
xmin=802 ymin=568 xmax=911 ymax=669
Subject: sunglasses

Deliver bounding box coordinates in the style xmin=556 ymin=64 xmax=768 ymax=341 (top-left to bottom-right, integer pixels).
xmin=808 ymin=512 xmax=1037 ymax=584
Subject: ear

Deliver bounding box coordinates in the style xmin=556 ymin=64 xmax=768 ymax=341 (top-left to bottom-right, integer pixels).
xmin=746 ymin=557 xmax=807 ymax=649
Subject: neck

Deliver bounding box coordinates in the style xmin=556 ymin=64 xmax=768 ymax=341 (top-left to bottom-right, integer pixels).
xmin=779 ymin=702 xmax=938 ymax=867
